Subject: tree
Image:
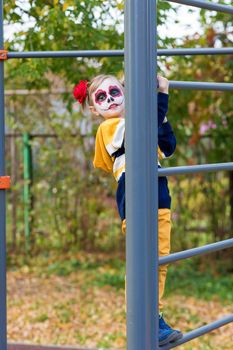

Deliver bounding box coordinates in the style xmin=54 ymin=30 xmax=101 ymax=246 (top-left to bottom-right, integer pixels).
xmin=4 ymin=0 xmax=177 ymax=253
xmin=166 ymin=9 xmax=233 ymax=250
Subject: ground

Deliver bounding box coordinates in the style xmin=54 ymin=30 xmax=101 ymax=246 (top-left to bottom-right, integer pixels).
xmin=7 ymin=252 xmax=233 ymax=349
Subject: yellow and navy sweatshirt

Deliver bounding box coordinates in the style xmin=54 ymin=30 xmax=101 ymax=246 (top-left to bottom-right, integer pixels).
xmin=93 ymin=92 xmax=176 ymax=221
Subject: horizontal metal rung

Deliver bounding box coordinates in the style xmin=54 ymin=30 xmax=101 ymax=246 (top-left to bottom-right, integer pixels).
xmin=7 ymin=344 xmax=95 ymax=350
xmin=159 ymin=238 xmax=233 ymax=265
xmin=170 ymin=81 xmax=233 ymax=91
xmin=159 ymin=47 xmax=233 ymax=56
xmin=7 ymin=47 xmax=233 ymax=59
xmin=166 ymin=0 xmax=233 ymax=14
xmin=159 ymin=314 xmax=233 ymax=349
xmin=7 ymin=50 xmax=124 ymax=59
xmin=159 ymin=162 xmax=233 ymax=177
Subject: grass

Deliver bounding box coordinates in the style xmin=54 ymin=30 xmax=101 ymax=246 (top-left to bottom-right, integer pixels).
xmin=166 ymin=261 xmax=233 ymax=303
xmin=7 ymin=251 xmax=233 ymax=303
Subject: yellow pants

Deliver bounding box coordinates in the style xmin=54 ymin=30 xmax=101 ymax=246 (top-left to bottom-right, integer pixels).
xmin=122 ymin=208 xmax=171 ymax=310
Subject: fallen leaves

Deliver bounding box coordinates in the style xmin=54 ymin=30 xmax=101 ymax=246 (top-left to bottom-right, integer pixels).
xmin=7 ymin=253 xmax=233 ymax=349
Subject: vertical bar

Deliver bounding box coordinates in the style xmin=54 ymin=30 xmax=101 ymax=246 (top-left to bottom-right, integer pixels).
xmin=0 ymin=0 xmax=7 ymax=349
xmin=125 ymin=0 xmax=158 ymax=349
xmin=23 ymin=133 xmax=32 ymax=254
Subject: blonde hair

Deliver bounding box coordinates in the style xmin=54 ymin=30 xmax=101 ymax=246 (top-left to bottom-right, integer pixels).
xmin=83 ymin=74 xmax=124 ymax=111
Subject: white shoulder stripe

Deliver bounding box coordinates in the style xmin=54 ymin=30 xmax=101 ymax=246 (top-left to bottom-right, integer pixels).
xmin=106 ymin=118 xmax=125 ymax=156
xmin=112 ymin=118 xmax=125 ymax=149
xmin=106 ymin=143 xmax=117 ymax=155
xmin=113 ymin=154 xmax=125 ymax=173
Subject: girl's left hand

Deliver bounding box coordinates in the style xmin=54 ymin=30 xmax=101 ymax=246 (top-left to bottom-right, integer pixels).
xmin=157 ymin=76 xmax=169 ymax=94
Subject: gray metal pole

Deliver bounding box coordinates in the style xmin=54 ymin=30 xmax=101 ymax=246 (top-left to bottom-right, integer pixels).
xmin=0 ymin=0 xmax=7 ymax=349
xmin=8 ymin=344 xmax=98 ymax=350
xmin=167 ymin=0 xmax=233 ymax=14
xmin=158 ymin=47 xmax=233 ymax=56
xmin=6 ymin=47 xmax=233 ymax=58
xmin=159 ymin=162 xmax=233 ymax=176
xmin=159 ymin=238 xmax=233 ymax=265
xmin=170 ymin=81 xmax=233 ymax=91
xmin=7 ymin=50 xmax=124 ymax=58
xmin=125 ymin=0 xmax=158 ymax=349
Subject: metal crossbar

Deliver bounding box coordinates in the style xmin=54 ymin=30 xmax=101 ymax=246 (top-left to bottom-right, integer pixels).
xmin=167 ymin=0 xmax=233 ymax=14
xmin=0 ymin=0 xmax=233 ymax=349
xmin=159 ymin=162 xmax=233 ymax=176
xmin=170 ymin=81 xmax=233 ymax=91
xmin=160 ymin=238 xmax=233 ymax=265
xmin=6 ymin=47 xmax=233 ymax=58
xmin=7 ymin=344 xmax=95 ymax=350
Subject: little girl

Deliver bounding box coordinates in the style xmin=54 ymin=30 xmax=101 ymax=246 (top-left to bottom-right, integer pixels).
xmin=73 ymin=74 xmax=182 ymax=346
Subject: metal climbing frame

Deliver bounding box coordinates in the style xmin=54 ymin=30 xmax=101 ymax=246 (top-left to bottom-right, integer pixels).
xmin=125 ymin=1 xmax=233 ymax=350
xmin=0 ymin=0 xmax=233 ymax=349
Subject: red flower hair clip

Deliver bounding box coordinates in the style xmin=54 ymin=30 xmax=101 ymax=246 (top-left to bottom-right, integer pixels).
xmin=73 ymin=80 xmax=89 ymax=104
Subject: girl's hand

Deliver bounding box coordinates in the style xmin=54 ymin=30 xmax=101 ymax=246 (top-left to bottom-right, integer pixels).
xmin=157 ymin=76 xmax=169 ymax=94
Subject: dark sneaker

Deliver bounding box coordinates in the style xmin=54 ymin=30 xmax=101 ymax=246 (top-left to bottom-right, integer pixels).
xmin=159 ymin=314 xmax=183 ymax=346
xmin=159 ymin=327 xmax=180 ymax=346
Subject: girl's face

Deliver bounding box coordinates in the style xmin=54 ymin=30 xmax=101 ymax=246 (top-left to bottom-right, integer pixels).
xmin=90 ymin=77 xmax=125 ymax=119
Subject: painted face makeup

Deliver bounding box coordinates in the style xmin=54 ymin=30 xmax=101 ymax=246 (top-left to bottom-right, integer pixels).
xmin=92 ymin=77 xmax=125 ymax=119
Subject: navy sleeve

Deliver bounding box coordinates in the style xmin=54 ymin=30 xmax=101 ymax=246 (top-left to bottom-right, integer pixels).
xmin=158 ymin=120 xmax=176 ymax=157
xmin=158 ymin=92 xmax=168 ymax=127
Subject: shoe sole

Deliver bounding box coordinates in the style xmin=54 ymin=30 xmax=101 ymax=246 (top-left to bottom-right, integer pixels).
xmin=170 ymin=332 xmax=183 ymax=343
xmin=159 ymin=332 xmax=183 ymax=346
